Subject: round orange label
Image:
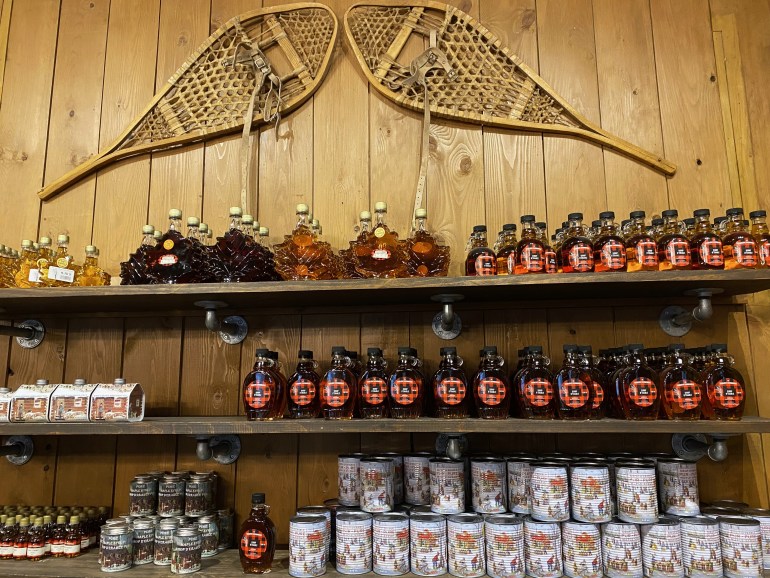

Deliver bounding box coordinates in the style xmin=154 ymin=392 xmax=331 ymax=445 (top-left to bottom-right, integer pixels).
xmin=666 ymin=380 xmax=701 ymax=410
xmin=478 ymin=377 xmax=506 ymax=406
xmin=559 ymin=379 xmax=590 ymax=409
xmin=245 ymin=376 xmax=273 ymax=409
xmin=436 ymin=377 xmax=466 ymax=405
xmin=240 ymin=530 xmax=267 ymax=560
xmin=712 ymin=378 xmax=744 ymax=409
xmin=362 ymin=377 xmax=387 ymax=405
xmin=163 ymin=239 xmax=174 ymax=250
xmin=628 ymin=378 xmax=657 ymax=408
xmin=290 ymin=379 xmax=316 ymax=406
xmin=524 ymin=378 xmax=553 ymax=407
xmin=391 ymin=376 xmax=419 ymax=405
xmin=322 ymin=379 xmax=350 ymax=408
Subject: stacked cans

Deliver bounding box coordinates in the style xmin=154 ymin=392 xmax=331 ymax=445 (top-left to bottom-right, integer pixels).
xmin=485 ymin=515 xmax=524 ymax=578
xmin=373 ymin=513 xmax=410 ymax=575
xmin=410 ymin=513 xmax=447 ymax=576
xmin=290 ymin=515 xmax=329 ymax=577
xmin=562 ymin=521 xmax=601 ymax=578
xmin=641 ymin=517 xmax=683 ymax=578
xmin=529 ymin=463 xmax=569 ymax=522
xmin=431 ymin=458 xmax=465 ymax=515
xmin=680 ymin=517 xmax=722 ymax=577
xmin=718 ymin=517 xmax=762 ymax=578
xmin=447 ymin=513 xmax=485 ymax=578
xmin=603 ymin=520 xmax=642 ymax=578
xmin=336 ymin=512 xmax=373 ymax=575
xmin=470 ymin=458 xmax=507 ymax=514
xmin=524 ymin=517 xmax=562 ymax=578
xmin=405 ymin=453 xmax=433 ymax=506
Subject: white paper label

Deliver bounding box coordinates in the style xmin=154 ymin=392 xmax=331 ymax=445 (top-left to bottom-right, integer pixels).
xmin=27 ymin=546 xmax=45 ymax=557
xmin=50 ymin=543 xmax=64 ymax=554
xmin=80 ymin=537 xmax=89 ymax=548
xmin=12 ymin=546 xmax=27 ymax=557
xmin=63 ymin=543 xmax=80 ymax=555
xmin=47 ymin=266 xmax=75 ymax=283
xmin=0 ymin=545 xmax=13 ymax=556
xmin=28 ymin=269 xmax=41 ymax=283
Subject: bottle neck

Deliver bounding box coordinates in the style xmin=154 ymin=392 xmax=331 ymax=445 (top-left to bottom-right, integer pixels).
xmin=142 ymin=233 xmax=155 ymax=246
xmin=187 ymin=226 xmax=199 ymax=239
xmin=296 ymin=359 xmax=316 ymax=372
xmin=375 ymin=211 xmax=386 ymax=227
xmin=170 ymin=216 xmax=182 ymax=232
xmin=229 ymin=215 xmax=242 ymax=231
xmin=562 ymin=353 xmax=579 ymax=367
xmin=360 ymin=219 xmax=371 ymax=235
xmin=694 ymin=215 xmax=712 ymax=232
xmin=751 ymin=217 xmax=768 ymax=233
xmin=331 ymin=354 xmax=349 ymax=368
xmin=367 ymin=356 xmax=385 ymax=370
xmin=251 ymin=503 xmax=269 ymax=516
xmin=56 ymin=242 xmax=69 ymax=254
xmin=414 ymin=217 xmax=426 ymax=233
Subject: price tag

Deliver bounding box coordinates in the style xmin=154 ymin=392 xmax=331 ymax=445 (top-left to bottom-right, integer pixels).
xmin=47 ymin=266 xmax=75 ymax=283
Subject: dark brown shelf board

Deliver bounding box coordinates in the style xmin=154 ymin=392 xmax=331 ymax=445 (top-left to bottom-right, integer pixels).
xmin=0 ymin=269 xmax=768 ymax=317
xmin=2 ymin=415 xmax=769 ymax=436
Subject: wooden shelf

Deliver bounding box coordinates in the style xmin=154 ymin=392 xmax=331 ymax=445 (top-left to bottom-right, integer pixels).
xmin=0 ymin=269 xmax=768 ymax=317
xmin=2 ymin=416 xmax=769 ymax=436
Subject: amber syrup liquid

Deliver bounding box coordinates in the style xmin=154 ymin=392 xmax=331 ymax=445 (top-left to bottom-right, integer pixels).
xmin=544 ymin=243 xmax=558 ymax=274
xmin=514 ymin=239 xmax=546 ymax=274
xmin=723 ymin=230 xmax=759 ymax=269
xmin=751 ymin=225 xmax=770 ymax=267
xmin=432 ymin=359 xmax=469 ymax=418
xmin=406 ymin=228 xmax=450 ymax=277
xmin=389 ymin=357 xmax=424 ymax=419
xmin=473 ymin=363 xmax=511 ymax=419
xmin=320 ymin=359 xmax=357 ymax=419
xmin=657 ymin=232 xmax=691 ymax=270
xmin=626 ymin=233 xmax=658 ymax=272
xmin=690 ymin=231 xmax=724 ymax=270
xmin=560 ymin=236 xmax=594 ymax=273
xmin=585 ymin=365 xmax=607 ymax=420
xmin=239 ymin=503 xmax=276 ymax=574
xmin=466 ymin=247 xmax=496 ymax=276
xmin=702 ymin=356 xmax=745 ymax=420
xmin=555 ymin=359 xmax=593 ymax=420
xmin=660 ymin=361 xmax=702 ymax=420
xmin=513 ymin=362 xmax=555 ymax=419
xmin=495 ymin=245 xmax=516 ymax=275
xmin=619 ymin=357 xmax=660 ymax=420
xmin=287 ymin=360 xmax=321 ymax=419
xmin=359 ymin=356 xmax=389 ymax=419
xmin=150 ymin=228 xmax=199 ymax=284
xmin=243 ymin=359 xmax=285 ymax=421
xmin=594 ymin=233 xmax=627 ymax=273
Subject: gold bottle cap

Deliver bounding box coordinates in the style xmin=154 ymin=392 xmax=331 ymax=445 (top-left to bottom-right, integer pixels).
xmin=415 ymin=208 xmax=428 ymax=218
xmin=360 ymin=211 xmax=372 ymax=220
xmin=199 ymin=223 xmax=209 ymax=233
xmin=229 ymin=206 xmax=242 ymax=217
xmin=43 ymin=515 xmax=51 ymax=524
xmin=19 ymin=517 xmax=29 ymax=526
xmin=33 ymin=519 xmax=42 ymax=527
xmin=311 ymin=219 xmax=320 ymax=228
xmin=39 ymin=237 xmax=52 ymax=246
xmin=70 ymin=515 xmax=79 ymax=524
xmin=56 ymin=515 xmax=66 ymax=524
xmin=296 ymin=203 xmax=309 ymax=214
xmin=85 ymin=245 xmax=97 ymax=254
xmin=33 ymin=243 xmax=39 ymax=250
xmin=375 ymin=201 xmax=387 ymax=212
xmin=242 ymin=215 xmax=254 ymax=225
xmin=153 ymin=231 xmax=163 ymax=240
xmin=253 ymin=220 xmax=260 ymax=229
xmin=142 ymin=225 xmax=155 ymax=234
xmin=21 ymin=239 xmax=32 ymax=248
xmin=259 ymin=227 xmax=269 ymax=235
xmin=186 ymin=217 xmax=200 ymax=226
xmin=57 ymin=234 xmax=69 ymax=243
xmin=168 ymin=209 xmax=182 ymax=218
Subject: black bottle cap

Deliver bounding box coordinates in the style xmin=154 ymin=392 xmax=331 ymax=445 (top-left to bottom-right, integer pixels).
xmin=331 ymin=346 xmax=347 ymax=355
xmin=710 ymin=343 xmax=728 ymax=352
xmin=535 ymin=222 xmax=547 ymax=230
xmin=683 ymin=218 xmax=696 ymax=226
xmin=693 ymin=208 xmax=710 ymax=217
xmin=561 ymin=221 xmax=569 ymax=229
xmin=667 ymin=343 xmax=685 ymax=351
xmin=629 ymin=210 xmax=646 ymax=219
xmin=750 ymin=210 xmax=766 ymax=219
xmin=472 ymin=225 xmax=487 ymax=233
xmin=651 ymin=218 xmax=664 ymax=226
xmin=578 ymin=345 xmax=593 ymax=354
xmin=662 ymin=209 xmax=678 ymax=218
xmin=714 ymin=216 xmax=727 ymax=225
xmin=440 ymin=346 xmax=457 ymax=355
xmin=298 ymin=350 xmax=313 ymax=359
xmin=551 ymin=235 xmax=557 ymax=241
xmin=397 ymin=347 xmax=411 ymax=355
xmin=255 ymin=348 xmax=270 ymax=357
xmin=621 ymin=219 xmax=631 ymax=227
xmin=267 ymin=351 xmax=279 ymax=360
xmin=528 ymin=345 xmax=543 ymax=354
xmin=521 ymin=215 xmax=536 ymax=223
xmin=742 ymin=220 xmax=750 ymax=227
xmin=408 ymin=347 xmax=419 ymax=357
xmin=591 ymin=220 xmax=601 ymax=228
xmin=567 ymin=213 xmax=583 ymax=221
xmin=627 ymin=343 xmax=645 ymax=352
xmin=726 ymin=207 xmax=743 ymax=216
xmin=502 ymin=223 xmax=517 ymax=231
xmin=367 ymin=347 xmax=383 ymax=357
xmin=347 ymin=351 xmax=359 ymax=359
xmin=482 ymin=346 xmax=498 ymax=355
xmin=599 ymin=211 xmax=615 ymax=220
xmin=563 ymin=344 xmax=578 ymax=353
xmin=251 ymin=493 xmax=265 ymax=504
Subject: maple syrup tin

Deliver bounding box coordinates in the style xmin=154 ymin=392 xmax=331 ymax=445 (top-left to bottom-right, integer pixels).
xmin=335 ymin=511 xmax=372 ymax=575
xmin=374 ymin=453 xmax=404 ymax=504
xmin=484 ymin=514 xmax=525 ymax=578
xmin=561 ymin=520 xmax=602 ymax=578
xmin=679 ymin=517 xmax=722 ymax=577
xmin=171 ymin=526 xmax=202 ymax=574
xmin=602 ymin=519 xmax=643 ymax=578
xmin=360 ymin=458 xmax=395 ymax=513
xmin=506 ymin=456 xmax=538 ymax=514
xmin=641 ymin=517 xmax=683 ymax=578
xmin=447 ymin=513 xmax=485 ymax=578
xmin=132 ymin=518 xmax=155 ymax=565
xmin=742 ymin=508 xmax=770 ymax=569
xmin=373 ymin=512 xmax=410 ymax=576
xmin=154 ymin=518 xmax=180 ymax=565
xmin=129 ymin=474 xmax=158 ymax=516
xmin=523 ymin=516 xmax=563 ymax=578
xmin=197 ymin=513 xmax=219 ymax=557
xmin=410 ymin=512 xmax=448 ymax=576
xmin=529 ymin=462 xmax=570 ymax=522
xmin=184 ymin=473 xmax=213 ymax=517
xmin=718 ymin=517 xmax=762 ymax=578
xmin=470 ymin=457 xmax=507 ymax=513
xmin=158 ymin=474 xmax=186 ymax=517
xmin=404 ymin=452 xmax=433 ymax=506
xmin=657 ymin=458 xmax=700 ymax=516
xmin=289 ymin=515 xmax=329 ymax=577
xmin=99 ymin=523 xmax=133 ymax=573
xmin=216 ymin=508 xmax=233 ymax=550
xmin=338 ymin=453 xmax=367 ymax=507
xmin=570 ymin=462 xmax=612 ymax=523
xmin=430 ymin=457 xmax=465 ymax=515
xmin=616 ymin=461 xmax=658 ymax=524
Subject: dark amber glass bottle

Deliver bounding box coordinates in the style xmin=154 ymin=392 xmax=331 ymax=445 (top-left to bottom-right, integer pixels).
xmin=618 ymin=344 xmax=660 ymax=420
xmin=660 ymin=344 xmax=702 ymax=420
xmin=593 ymin=212 xmax=627 ymax=272
xmin=472 ymin=346 xmax=511 ymax=419
xmin=723 ymin=210 xmax=759 ymax=269
xmin=495 ymin=224 xmax=518 ymax=275
xmin=560 ymin=213 xmax=594 ymax=273
xmin=389 ymin=347 xmax=425 ymax=419
xmin=512 ymin=346 xmax=555 ymax=419
xmin=359 ymin=348 xmax=389 ymax=419
xmin=465 ymin=225 xmax=497 ymax=276
xmin=625 ymin=211 xmax=659 ymax=272
xmin=657 ymin=210 xmax=691 ymax=270
xmin=287 ymin=350 xmax=321 ymax=419
xmin=320 ymin=347 xmax=357 ymax=419
xmin=243 ymin=349 xmax=285 ymax=421
xmin=239 ymin=493 xmax=276 ymax=574
xmin=147 ymin=209 xmax=200 ymax=284
xmin=690 ymin=209 xmax=724 ymax=270
xmin=750 ymin=210 xmax=770 ymax=267
xmin=578 ymin=345 xmax=607 ymax=419
xmin=701 ymin=344 xmax=745 ymax=420
xmin=432 ymin=347 xmax=469 ymax=418
xmin=555 ymin=345 xmax=594 ymax=420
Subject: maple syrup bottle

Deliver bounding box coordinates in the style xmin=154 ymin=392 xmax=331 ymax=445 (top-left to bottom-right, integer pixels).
xmin=353 ymin=202 xmax=408 ymax=278
xmin=515 ymin=215 xmax=546 ymax=274
xmin=14 ymin=240 xmax=37 ymax=288
xmin=320 ymin=347 xmax=358 ymax=419
xmin=49 ymin=515 xmax=66 ymax=558
xmin=48 ymin=234 xmax=79 ymax=286
xmin=404 ymin=208 xmax=451 ymax=277
xmin=358 ymin=348 xmax=389 ymax=418
xmin=701 ymin=344 xmax=746 ymax=420
xmin=555 ymin=345 xmax=594 ymax=419
xmin=625 ymin=211 xmax=659 ymax=272
xmin=690 ymin=209 xmax=725 ymax=269
xmin=512 ymin=346 xmax=556 ymax=419
xmin=389 ymin=347 xmax=425 ymax=419
xmin=432 ymin=347 xmax=470 ymax=418
xmin=660 ymin=344 xmax=702 ymax=420
xmin=495 ymin=224 xmax=518 ymax=275
xmin=239 ymin=493 xmax=277 ymax=574
xmin=243 ymin=349 xmax=285 ymax=421
xmin=560 ymin=213 xmax=594 ymax=273
xmin=12 ymin=517 xmax=28 ymax=560
xmin=287 ymin=350 xmax=321 ymax=419
xmin=657 ymin=210 xmax=691 ymax=271
xmin=26 ymin=519 xmax=45 ymax=561
xmin=0 ymin=519 xmax=15 ymax=560
xmin=618 ymin=344 xmax=660 ymax=420
xmin=723 ymin=209 xmax=759 ymax=269
xmin=472 ymin=346 xmax=511 ymax=419
xmin=32 ymin=237 xmax=54 ymax=287
xmin=545 ymin=235 xmax=558 ymax=273
xmin=593 ymin=211 xmax=627 ymax=273
xmin=77 ymin=246 xmax=111 ymax=286
xmin=750 ymin=210 xmax=770 ymax=267
xmin=347 ymin=351 xmax=364 ymax=380
xmin=465 ymin=225 xmax=497 ymax=276
xmin=340 ymin=211 xmax=370 ymax=279
xmin=120 ymin=225 xmax=157 ymax=285
xmin=148 ymin=209 xmax=200 ymax=283
xmin=578 ymin=345 xmax=607 ymax=419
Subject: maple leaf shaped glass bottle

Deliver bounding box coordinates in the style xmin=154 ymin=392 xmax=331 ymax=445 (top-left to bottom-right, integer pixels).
xmin=389 ymin=347 xmax=425 ymax=419
xmin=555 ymin=345 xmax=594 ymax=420
xmin=77 ymin=246 xmax=111 ymax=286
xmin=690 ymin=209 xmax=725 ymax=270
xmin=274 ymin=204 xmax=338 ymax=280
xmin=659 ymin=344 xmax=702 ymax=421
xmin=340 ymin=211 xmax=371 ymax=279
xmin=47 ymin=234 xmax=79 ymax=286
xmin=560 ymin=213 xmax=594 ymax=273
xmin=618 ymin=344 xmax=660 ymax=420
xmin=404 ymin=208 xmax=450 ymax=277
xmin=120 ymin=225 xmax=157 ymax=285
xmin=358 ymin=348 xmax=389 ymax=418
xmin=432 ymin=347 xmax=469 ymax=418
xmin=353 ymin=202 xmax=408 ymax=278
xmin=147 ymin=209 xmax=200 ymax=284
xmin=242 ymin=349 xmax=286 ymax=421
xmin=287 ymin=350 xmax=321 ymax=419
xmin=320 ymin=347 xmax=358 ymax=419
xmin=512 ymin=346 xmax=555 ymax=419
xmin=657 ymin=210 xmax=691 ymax=271
xmin=593 ymin=212 xmax=627 ymax=273
xmin=701 ymin=344 xmax=745 ymax=420
xmin=472 ymin=346 xmax=511 ymax=419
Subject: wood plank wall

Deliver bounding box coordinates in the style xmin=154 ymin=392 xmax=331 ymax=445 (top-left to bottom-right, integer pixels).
xmin=1 ymin=0 xmax=769 ymax=543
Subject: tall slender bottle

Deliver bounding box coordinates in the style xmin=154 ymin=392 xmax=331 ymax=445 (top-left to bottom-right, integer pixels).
xmin=465 ymin=225 xmax=496 ymax=276
xmin=660 ymin=344 xmax=702 ymax=420
xmin=560 ymin=213 xmax=594 ymax=273
xmin=0 ymin=519 xmax=15 ymax=560
xmin=593 ymin=212 xmax=627 ymax=272
xmin=320 ymin=347 xmax=358 ymax=419
xmin=49 ymin=515 xmax=66 ymax=558
xmin=63 ymin=516 xmax=81 ymax=558
xmin=242 ymin=349 xmax=285 ymax=421
xmin=701 ymin=344 xmax=745 ymax=420
xmin=12 ymin=517 xmax=28 ymax=560
xmin=287 ymin=350 xmax=321 ymax=419
xmin=494 ymin=224 xmax=518 ymax=275
xmin=432 ymin=347 xmax=469 ymax=418
xmin=555 ymin=345 xmax=594 ymax=419
xmin=358 ymin=348 xmax=389 ymax=418
xmin=239 ymin=493 xmax=276 ymax=574
xmin=515 ymin=216 xmax=546 ymax=274
xmin=472 ymin=346 xmax=511 ymax=419
xmin=625 ymin=211 xmax=659 ymax=271
xmin=26 ymin=519 xmax=46 ymax=561
xmin=512 ymin=346 xmax=555 ymax=419
xmin=690 ymin=209 xmax=724 ymax=270
xmin=657 ymin=210 xmax=691 ymax=271
xmin=750 ymin=210 xmax=770 ymax=267
xmin=389 ymin=347 xmax=425 ymax=419
xmin=618 ymin=344 xmax=660 ymax=420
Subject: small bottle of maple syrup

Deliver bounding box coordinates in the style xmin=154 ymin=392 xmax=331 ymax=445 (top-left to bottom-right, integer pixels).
xmin=472 ymin=346 xmax=510 ymax=419
xmin=389 ymin=347 xmax=425 ymax=419
xmin=722 ymin=208 xmax=759 ymax=269
xmin=618 ymin=344 xmax=660 ymax=420
xmin=560 ymin=213 xmax=594 ymax=273
xmin=555 ymin=345 xmax=594 ymax=419
xmin=593 ymin=211 xmax=627 ymax=272
xmin=515 ymin=215 xmax=546 ymax=274
xmin=432 ymin=347 xmax=469 ymax=418
xmin=239 ymin=493 xmax=276 ymax=574
xmin=359 ymin=348 xmax=389 ymax=419
xmin=494 ymin=224 xmax=518 ymax=275
xmin=465 ymin=225 xmax=497 ymax=276
xmin=287 ymin=350 xmax=321 ymax=419
xmin=577 ymin=345 xmax=607 ymax=419
xmin=512 ymin=346 xmax=555 ymax=419
xmin=243 ymin=349 xmax=285 ymax=421
xmin=320 ymin=347 xmax=357 ymax=419
xmin=660 ymin=344 xmax=702 ymax=421
xmin=690 ymin=209 xmax=725 ymax=269
xmin=625 ymin=211 xmax=659 ymax=271
xmin=701 ymin=344 xmax=745 ymax=420
xmin=750 ymin=210 xmax=770 ymax=267
xmin=657 ymin=210 xmax=691 ymax=270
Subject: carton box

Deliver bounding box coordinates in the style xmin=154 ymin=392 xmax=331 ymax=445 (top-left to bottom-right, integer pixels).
xmin=0 ymin=387 xmax=13 ymax=422
xmin=89 ymin=380 xmax=145 ymax=422
xmin=49 ymin=380 xmax=98 ymax=422
xmin=10 ymin=380 xmax=59 ymax=422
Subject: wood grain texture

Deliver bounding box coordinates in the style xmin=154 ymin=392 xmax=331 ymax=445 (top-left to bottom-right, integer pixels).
xmin=39 ymin=0 xmax=109 ymax=254
xmin=0 ymin=321 xmax=10 ymax=388
xmin=592 ymin=0 xmax=668 ymax=216
xmin=175 ymin=436 xmax=236 ymax=510
xmin=112 ymin=435 xmax=176 ymax=516
xmin=0 ymin=0 xmax=12 ymax=105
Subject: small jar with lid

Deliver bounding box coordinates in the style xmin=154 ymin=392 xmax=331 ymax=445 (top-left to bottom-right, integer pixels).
xmin=99 ymin=523 xmax=133 ymax=572
xmin=129 ymin=475 xmax=158 ymax=516
xmin=185 ymin=473 xmax=213 ymax=517
xmin=132 ymin=518 xmax=155 ymax=565
xmin=158 ymin=474 xmax=186 ymax=517
xmin=171 ymin=526 xmax=203 ymax=574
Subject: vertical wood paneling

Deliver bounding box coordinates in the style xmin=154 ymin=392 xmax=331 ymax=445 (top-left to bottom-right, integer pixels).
xmin=0 ymin=0 xmax=13 ymax=103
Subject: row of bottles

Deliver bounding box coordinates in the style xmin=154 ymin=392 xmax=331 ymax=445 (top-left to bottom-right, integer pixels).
xmin=241 ymin=343 xmax=745 ymax=421
xmin=0 ymin=236 xmax=110 ymax=288
xmin=465 ymin=207 xmax=770 ymax=275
